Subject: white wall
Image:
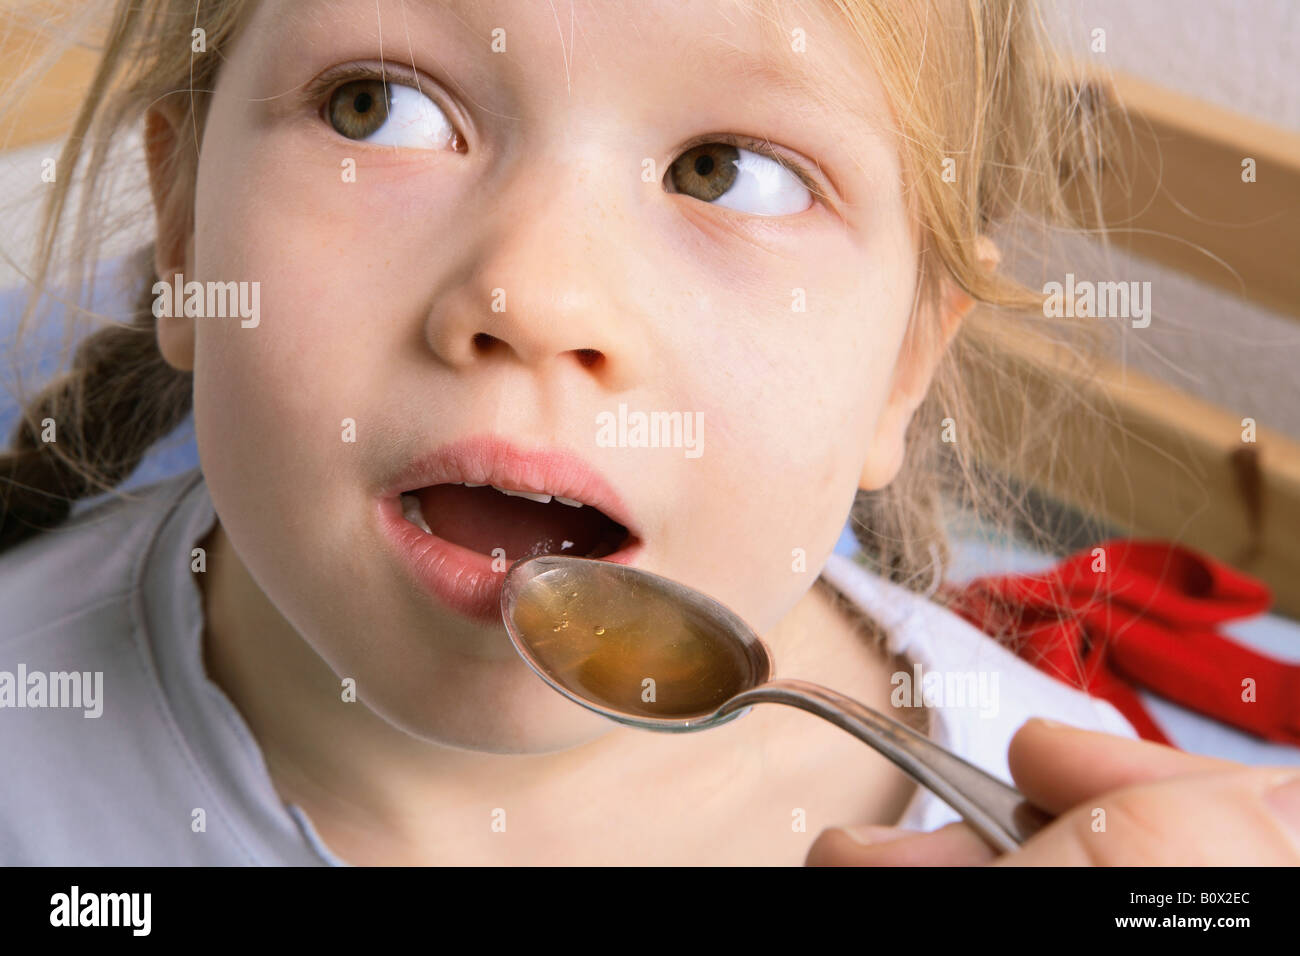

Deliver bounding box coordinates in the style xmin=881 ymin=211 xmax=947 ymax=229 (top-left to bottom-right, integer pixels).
xmin=1047 ymin=0 xmax=1300 ymax=131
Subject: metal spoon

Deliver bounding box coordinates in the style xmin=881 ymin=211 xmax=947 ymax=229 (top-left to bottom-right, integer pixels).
xmin=501 ymin=554 xmax=1051 ymax=854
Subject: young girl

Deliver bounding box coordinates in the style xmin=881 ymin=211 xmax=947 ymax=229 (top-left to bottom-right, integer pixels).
xmin=2 ymin=0 xmax=1296 ymax=866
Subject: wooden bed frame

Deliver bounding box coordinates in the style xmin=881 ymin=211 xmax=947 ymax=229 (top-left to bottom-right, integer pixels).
xmin=971 ymin=69 xmax=1300 ymax=616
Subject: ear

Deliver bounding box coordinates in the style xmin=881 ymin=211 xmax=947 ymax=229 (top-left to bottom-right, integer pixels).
xmin=143 ymin=98 xmax=198 ymax=372
xmin=858 ymin=238 xmax=1000 ymax=491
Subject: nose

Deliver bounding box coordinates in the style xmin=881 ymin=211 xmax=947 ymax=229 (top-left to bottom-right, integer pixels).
xmin=423 ymin=162 xmax=649 ymax=392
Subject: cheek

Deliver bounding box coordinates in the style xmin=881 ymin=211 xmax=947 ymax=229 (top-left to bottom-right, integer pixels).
xmin=188 ymin=111 xmax=435 ymax=477
xmin=667 ymin=266 xmax=908 ymax=630
xmin=185 ymin=157 xmax=371 ymax=548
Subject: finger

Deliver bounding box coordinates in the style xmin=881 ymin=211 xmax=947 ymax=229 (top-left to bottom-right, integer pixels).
xmin=806 ymin=821 xmax=997 ymax=866
xmin=993 ymin=766 xmax=1300 ymax=866
xmin=1008 ymin=718 xmax=1240 ymax=816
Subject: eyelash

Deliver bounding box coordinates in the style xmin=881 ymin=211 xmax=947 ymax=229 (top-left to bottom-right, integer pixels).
xmin=306 ymin=64 xmax=831 ymax=206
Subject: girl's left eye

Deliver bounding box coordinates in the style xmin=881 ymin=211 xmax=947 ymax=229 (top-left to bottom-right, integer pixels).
xmin=326 ymin=78 xmax=461 ymax=150
xmin=666 ymin=142 xmax=812 ymax=216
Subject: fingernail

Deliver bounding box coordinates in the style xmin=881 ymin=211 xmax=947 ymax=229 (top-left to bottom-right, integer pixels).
xmin=1264 ymin=775 xmax=1300 ymax=843
xmin=836 ymin=824 xmax=912 ymax=846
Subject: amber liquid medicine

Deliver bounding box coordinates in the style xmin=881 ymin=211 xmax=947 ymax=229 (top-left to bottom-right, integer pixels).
xmin=512 ymin=569 xmax=752 ymax=719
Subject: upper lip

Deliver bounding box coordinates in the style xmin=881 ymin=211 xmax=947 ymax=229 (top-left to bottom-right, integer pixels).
xmin=378 ymin=434 xmax=639 ymax=535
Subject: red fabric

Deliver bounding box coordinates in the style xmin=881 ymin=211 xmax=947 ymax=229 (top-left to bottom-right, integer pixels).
xmin=940 ymin=540 xmax=1299 ymax=749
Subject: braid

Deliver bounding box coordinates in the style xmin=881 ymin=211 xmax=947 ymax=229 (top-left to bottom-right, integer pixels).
xmin=0 ymin=263 xmax=192 ymax=551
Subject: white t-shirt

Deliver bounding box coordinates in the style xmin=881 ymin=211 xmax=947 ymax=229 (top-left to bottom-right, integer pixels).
xmin=0 ymin=469 xmax=1137 ymax=864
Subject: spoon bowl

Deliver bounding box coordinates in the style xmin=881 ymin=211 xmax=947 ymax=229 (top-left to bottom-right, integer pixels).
xmin=500 ymin=554 xmax=772 ymax=731
xmin=501 ymin=554 xmax=1052 ymax=853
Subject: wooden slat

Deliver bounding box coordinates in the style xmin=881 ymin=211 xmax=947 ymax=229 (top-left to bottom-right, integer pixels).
xmin=1077 ymin=69 xmax=1300 ymax=321
xmin=966 ymin=311 xmax=1300 ymax=618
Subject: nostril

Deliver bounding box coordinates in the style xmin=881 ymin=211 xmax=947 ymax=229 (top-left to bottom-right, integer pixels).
xmin=573 ymin=348 xmax=604 ymax=370
xmin=472 ymin=332 xmax=497 ymax=354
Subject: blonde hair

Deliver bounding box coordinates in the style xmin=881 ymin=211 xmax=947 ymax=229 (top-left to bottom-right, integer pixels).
xmin=0 ymin=0 xmax=1116 ymax=600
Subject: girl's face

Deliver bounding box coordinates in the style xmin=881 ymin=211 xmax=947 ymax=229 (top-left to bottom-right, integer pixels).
xmin=172 ymin=0 xmax=932 ymax=753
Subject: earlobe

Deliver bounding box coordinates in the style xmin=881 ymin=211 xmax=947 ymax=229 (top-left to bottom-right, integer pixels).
xmin=856 ymin=238 xmax=1000 ymax=492
xmin=155 ymin=235 xmax=197 ymax=372
xmin=856 ymin=286 xmax=962 ymax=492
xmin=156 ymin=313 xmax=197 ymax=372
xmin=857 ymin=402 xmax=909 ymax=491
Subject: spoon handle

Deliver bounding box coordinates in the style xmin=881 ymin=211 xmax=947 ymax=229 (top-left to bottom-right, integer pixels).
xmin=718 ymin=677 xmax=1051 ymax=854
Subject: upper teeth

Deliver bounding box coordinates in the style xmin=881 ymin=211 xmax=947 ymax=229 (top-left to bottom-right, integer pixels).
xmin=466 ymin=482 xmax=583 ymax=507
xmin=400 ymin=481 xmax=585 ymax=522
xmin=498 ymin=488 xmax=553 ymax=504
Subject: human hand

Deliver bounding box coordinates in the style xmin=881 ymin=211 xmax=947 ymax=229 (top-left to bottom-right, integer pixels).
xmin=806 ymin=718 xmax=1300 ymax=865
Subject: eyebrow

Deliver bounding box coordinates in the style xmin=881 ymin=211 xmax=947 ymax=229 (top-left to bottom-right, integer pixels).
xmin=274 ymin=3 xmax=847 ymax=114
xmin=688 ymin=34 xmax=849 ymax=117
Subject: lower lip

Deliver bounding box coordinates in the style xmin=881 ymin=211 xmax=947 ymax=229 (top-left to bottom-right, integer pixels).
xmin=377 ymin=496 xmax=644 ymax=626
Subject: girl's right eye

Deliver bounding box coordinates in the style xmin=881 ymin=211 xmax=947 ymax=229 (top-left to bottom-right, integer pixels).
xmin=326 ymin=78 xmax=462 ymax=151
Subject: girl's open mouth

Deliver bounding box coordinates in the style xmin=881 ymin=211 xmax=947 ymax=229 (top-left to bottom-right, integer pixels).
xmin=398 ymin=481 xmax=632 ymax=559
xmin=376 ymin=435 xmax=644 ymax=625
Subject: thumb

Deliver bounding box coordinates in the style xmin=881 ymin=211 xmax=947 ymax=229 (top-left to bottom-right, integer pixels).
xmin=1009 ymin=718 xmax=1239 ymax=815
